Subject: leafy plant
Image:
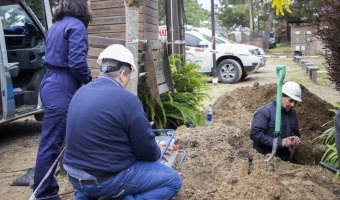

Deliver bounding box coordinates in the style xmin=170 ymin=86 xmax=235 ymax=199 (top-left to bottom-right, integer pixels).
xmin=138 ymin=54 xmax=211 ymax=129
xmin=314 ymin=102 xmax=340 ymax=181
xmin=312 ymin=0 xmax=340 ymax=92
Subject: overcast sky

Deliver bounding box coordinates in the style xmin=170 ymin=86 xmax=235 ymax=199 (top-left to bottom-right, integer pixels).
xmin=197 ymin=0 xmax=219 ymax=10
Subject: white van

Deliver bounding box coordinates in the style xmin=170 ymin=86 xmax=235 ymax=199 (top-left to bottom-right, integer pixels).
xmin=0 ymin=0 xmax=51 ymax=124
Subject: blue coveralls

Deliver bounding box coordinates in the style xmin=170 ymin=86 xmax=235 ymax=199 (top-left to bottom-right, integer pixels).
xmin=33 ymin=16 xmax=92 ymax=200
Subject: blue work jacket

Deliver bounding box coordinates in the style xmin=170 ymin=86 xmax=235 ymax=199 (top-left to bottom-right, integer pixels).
xmin=250 ymin=100 xmax=300 ymax=161
xmin=63 ymin=77 xmax=161 ymax=177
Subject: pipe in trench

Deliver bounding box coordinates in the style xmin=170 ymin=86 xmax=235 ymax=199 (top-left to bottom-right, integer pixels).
xmin=319 ymin=161 xmax=338 ymax=174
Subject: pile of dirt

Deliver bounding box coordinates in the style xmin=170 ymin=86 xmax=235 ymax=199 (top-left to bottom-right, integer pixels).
xmin=174 ymin=83 xmax=340 ymax=200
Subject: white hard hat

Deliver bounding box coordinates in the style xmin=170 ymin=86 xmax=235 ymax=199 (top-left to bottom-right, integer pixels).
xmin=282 ymin=81 xmax=302 ymax=102
xmin=97 ymin=44 xmax=137 ymax=71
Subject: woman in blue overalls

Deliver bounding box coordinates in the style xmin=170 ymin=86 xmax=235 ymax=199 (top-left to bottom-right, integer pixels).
xmin=33 ymin=0 xmax=92 ymax=199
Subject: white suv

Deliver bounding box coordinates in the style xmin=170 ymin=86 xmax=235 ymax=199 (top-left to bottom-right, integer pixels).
xmin=185 ymin=31 xmax=263 ymax=83
xmin=187 ymin=27 xmax=267 ymax=67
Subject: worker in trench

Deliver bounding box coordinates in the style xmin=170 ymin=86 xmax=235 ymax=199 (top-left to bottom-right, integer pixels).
xmin=62 ymin=44 xmax=182 ymax=200
xmin=250 ymin=81 xmax=302 ymax=161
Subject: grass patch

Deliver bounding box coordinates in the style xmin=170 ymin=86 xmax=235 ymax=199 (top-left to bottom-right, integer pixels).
xmin=268 ymin=42 xmax=291 ymax=55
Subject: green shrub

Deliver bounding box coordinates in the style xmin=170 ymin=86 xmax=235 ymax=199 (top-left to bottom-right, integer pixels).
xmin=138 ymin=54 xmax=211 ymax=129
xmin=312 ymin=0 xmax=340 ymax=92
xmin=315 ymin=102 xmax=340 ymax=181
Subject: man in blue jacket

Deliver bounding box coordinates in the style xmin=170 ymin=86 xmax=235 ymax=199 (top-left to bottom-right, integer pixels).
xmin=63 ymin=44 xmax=182 ymax=200
xmin=250 ymin=81 xmax=302 ymax=161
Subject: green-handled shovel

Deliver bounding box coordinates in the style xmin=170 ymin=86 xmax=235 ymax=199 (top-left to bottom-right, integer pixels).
xmin=265 ymin=65 xmax=286 ymax=162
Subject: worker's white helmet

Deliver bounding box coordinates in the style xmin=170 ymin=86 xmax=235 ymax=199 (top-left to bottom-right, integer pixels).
xmin=282 ymin=81 xmax=302 ymax=102
xmin=97 ymin=44 xmax=137 ymax=71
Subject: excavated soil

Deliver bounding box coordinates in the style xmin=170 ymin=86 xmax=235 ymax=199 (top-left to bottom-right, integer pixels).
xmin=174 ymin=83 xmax=340 ymax=200
xmin=1 ymin=83 xmax=340 ymax=200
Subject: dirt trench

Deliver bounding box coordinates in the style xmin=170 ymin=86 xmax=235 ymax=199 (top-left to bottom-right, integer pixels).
xmin=174 ymin=83 xmax=340 ymax=200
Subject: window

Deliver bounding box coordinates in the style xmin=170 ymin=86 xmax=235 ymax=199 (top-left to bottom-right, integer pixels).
xmin=0 ymin=4 xmax=33 ymax=29
xmin=185 ymin=34 xmax=201 ymax=47
xmin=1 ymin=3 xmax=42 ymax=49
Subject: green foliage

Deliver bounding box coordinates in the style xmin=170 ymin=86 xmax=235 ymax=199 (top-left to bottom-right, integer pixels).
xmin=217 ymin=3 xmax=249 ymax=29
xmin=158 ymin=0 xmax=209 ymax=26
xmin=312 ymin=0 xmax=340 ymax=92
xmin=138 ymin=54 xmax=210 ymax=129
xmin=314 ymin=102 xmax=340 ymax=181
xmin=314 ymin=102 xmax=340 ymax=145
xmin=321 ymin=144 xmax=338 ymax=169
xmin=25 ymin=0 xmax=45 ymax=24
xmin=183 ymin=0 xmax=209 ymax=27
xmin=285 ymin=0 xmax=318 ymax=20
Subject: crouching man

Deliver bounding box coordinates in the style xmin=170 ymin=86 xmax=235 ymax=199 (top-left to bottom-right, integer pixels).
xmin=63 ymin=44 xmax=182 ymax=199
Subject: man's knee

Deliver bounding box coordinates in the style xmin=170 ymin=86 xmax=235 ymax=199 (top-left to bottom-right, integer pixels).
xmin=170 ymin=171 xmax=182 ymax=192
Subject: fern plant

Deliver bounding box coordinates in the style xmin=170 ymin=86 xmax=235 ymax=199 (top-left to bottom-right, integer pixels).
xmin=315 ymin=102 xmax=340 ymax=181
xmin=138 ymin=54 xmax=211 ymax=129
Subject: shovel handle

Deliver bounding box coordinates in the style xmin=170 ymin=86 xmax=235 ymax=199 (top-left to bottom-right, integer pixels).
xmin=275 ymin=66 xmax=286 ymax=134
xmin=265 ymin=66 xmax=286 ymax=162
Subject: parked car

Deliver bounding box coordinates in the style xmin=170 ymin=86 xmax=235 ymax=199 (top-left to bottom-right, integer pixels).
xmin=199 ymin=33 xmax=267 ymax=67
xmin=185 ymin=27 xmax=267 ymax=67
xmin=185 ymin=30 xmax=264 ymax=83
xmin=0 ymin=0 xmax=51 ymax=124
xmin=269 ymin=32 xmax=276 ymax=49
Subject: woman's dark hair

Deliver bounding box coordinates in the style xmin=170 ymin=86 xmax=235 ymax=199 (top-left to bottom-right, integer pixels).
xmin=53 ymin=0 xmax=92 ymax=25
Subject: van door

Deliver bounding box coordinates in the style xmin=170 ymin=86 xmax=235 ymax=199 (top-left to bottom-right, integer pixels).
xmin=0 ymin=0 xmax=46 ymax=123
xmin=42 ymin=0 xmax=53 ymax=30
xmin=0 ymin=8 xmax=16 ymax=122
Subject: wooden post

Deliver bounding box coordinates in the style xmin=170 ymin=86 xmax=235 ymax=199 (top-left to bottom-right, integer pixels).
xmin=125 ymin=1 xmax=140 ymax=95
xmin=172 ymin=0 xmax=180 ymax=56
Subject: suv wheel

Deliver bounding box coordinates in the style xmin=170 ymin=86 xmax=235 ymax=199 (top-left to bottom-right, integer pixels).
xmin=217 ymin=59 xmax=242 ymax=83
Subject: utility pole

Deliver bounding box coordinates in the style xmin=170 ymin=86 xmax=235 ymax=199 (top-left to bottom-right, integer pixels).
xmin=248 ymin=0 xmax=253 ymax=31
xmin=211 ymin=0 xmax=217 ymax=83
xmin=165 ymin=0 xmax=174 ymax=55
xmin=178 ymin=0 xmax=185 ymax=64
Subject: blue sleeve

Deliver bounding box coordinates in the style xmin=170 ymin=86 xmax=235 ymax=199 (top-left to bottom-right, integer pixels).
xmin=128 ymin=104 xmax=161 ymax=161
xmin=250 ymin=108 xmax=283 ymax=148
xmin=67 ymin=25 xmax=92 ymax=84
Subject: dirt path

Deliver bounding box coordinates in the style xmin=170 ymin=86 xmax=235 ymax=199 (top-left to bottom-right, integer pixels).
xmin=0 ymin=58 xmax=339 ymax=200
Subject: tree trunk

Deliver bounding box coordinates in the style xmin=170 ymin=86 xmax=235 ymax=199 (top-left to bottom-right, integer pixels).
xmin=263 ymin=7 xmax=275 ymax=51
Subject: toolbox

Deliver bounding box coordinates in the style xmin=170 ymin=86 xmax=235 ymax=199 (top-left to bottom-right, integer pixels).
xmin=153 ymin=129 xmax=186 ymax=168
